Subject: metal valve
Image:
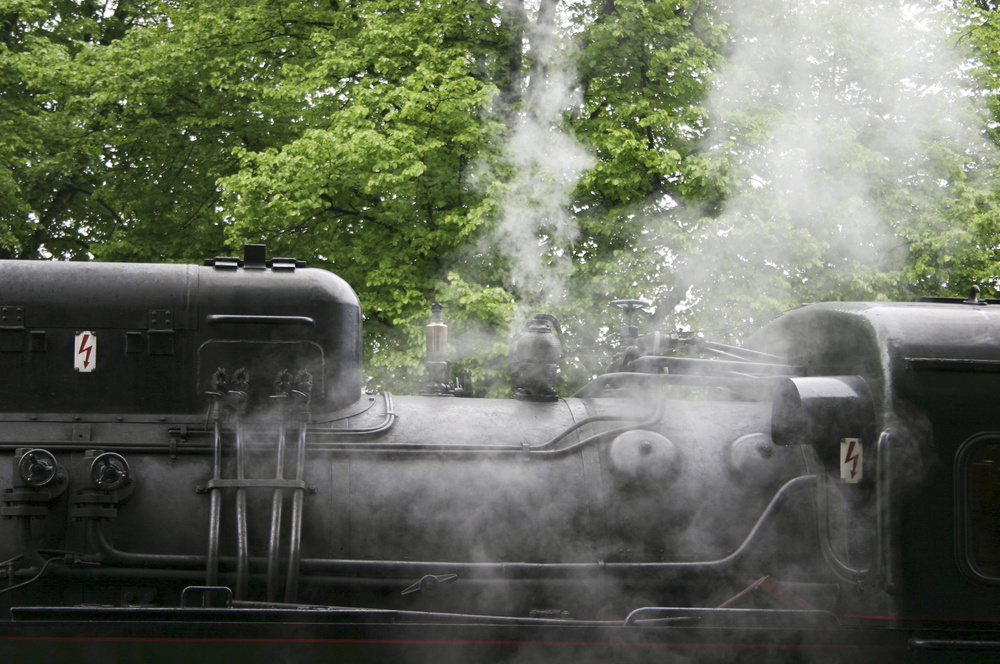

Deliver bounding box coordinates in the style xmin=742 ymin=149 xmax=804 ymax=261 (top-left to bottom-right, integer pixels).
xmin=90 ymin=452 xmax=131 ymax=491
xmin=611 ymin=299 xmax=651 ymax=322
xmin=611 ymin=299 xmax=651 ymax=348
xmin=18 ymin=449 xmax=58 ymax=487
xmin=401 ymin=573 xmax=458 ymax=596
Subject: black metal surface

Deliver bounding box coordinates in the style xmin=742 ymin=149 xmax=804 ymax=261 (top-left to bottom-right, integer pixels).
xmin=1 ymin=256 xmax=999 ymax=662
xmin=0 ymin=616 xmax=918 ymax=664
xmin=0 ymin=247 xmax=362 ymax=415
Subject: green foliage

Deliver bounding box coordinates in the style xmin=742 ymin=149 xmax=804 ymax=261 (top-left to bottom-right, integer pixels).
xmin=214 ymin=0 xmax=512 ymax=388
xmin=3 ymin=0 xmax=1000 ymax=393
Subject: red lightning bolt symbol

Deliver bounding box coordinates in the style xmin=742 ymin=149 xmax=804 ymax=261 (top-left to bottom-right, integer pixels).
xmin=78 ymin=334 xmax=93 ymax=368
xmin=844 ymin=439 xmax=860 ymax=479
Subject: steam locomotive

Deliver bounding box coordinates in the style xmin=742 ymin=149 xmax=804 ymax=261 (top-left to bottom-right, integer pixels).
xmin=0 ymin=245 xmax=997 ymax=663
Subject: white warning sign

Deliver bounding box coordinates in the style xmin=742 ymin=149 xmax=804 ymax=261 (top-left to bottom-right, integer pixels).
xmin=840 ymin=438 xmax=862 ymax=483
xmin=74 ymin=331 xmax=96 ymax=372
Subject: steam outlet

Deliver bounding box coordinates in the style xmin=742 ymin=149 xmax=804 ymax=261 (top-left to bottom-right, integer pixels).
xmin=510 ymin=314 xmax=564 ymax=401
xmin=424 ymin=303 xmax=452 ymax=395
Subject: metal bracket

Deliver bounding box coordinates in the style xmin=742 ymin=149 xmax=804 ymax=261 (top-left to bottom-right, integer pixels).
xmin=168 ymin=425 xmax=188 ymax=460
xmin=196 ymin=479 xmax=316 ymax=493
xmin=181 ymin=585 xmax=233 ymax=608
xmin=0 ymin=306 xmax=25 ymax=352
xmin=401 ymin=574 xmax=458 ymax=596
xmin=148 ymin=310 xmax=174 ymax=355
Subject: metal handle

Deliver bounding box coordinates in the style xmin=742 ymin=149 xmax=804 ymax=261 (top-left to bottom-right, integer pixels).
xmin=207 ymin=315 xmax=314 ymax=326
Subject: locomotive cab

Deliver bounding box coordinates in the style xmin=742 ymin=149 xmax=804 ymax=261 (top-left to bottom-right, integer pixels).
xmin=751 ymin=300 xmax=1000 ymax=633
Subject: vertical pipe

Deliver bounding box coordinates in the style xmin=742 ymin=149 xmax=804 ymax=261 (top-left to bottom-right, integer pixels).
xmin=235 ymin=412 xmax=249 ymax=601
xmin=876 ymin=430 xmax=899 ymax=595
xmin=815 ymin=467 xmax=870 ymax=583
xmin=266 ymin=418 xmax=288 ymax=602
xmin=17 ymin=517 xmax=46 ymax=570
xmin=205 ymin=417 xmax=223 ymax=588
xmin=284 ymin=417 xmax=308 ymax=603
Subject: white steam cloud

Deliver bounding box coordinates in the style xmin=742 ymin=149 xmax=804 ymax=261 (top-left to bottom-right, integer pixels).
xmin=489 ymin=5 xmax=594 ymax=307
xmin=679 ymin=0 xmax=995 ymax=325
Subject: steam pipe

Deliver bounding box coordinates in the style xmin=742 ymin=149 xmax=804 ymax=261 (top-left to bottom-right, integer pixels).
xmin=876 ymin=430 xmax=899 ymax=594
xmin=225 ymin=603 xmax=612 ymax=627
xmin=310 ymin=392 xmax=397 ymax=436
xmin=154 ymin=382 xmax=738 ymax=457
xmin=88 ymin=520 xmax=204 ymax=568
xmin=266 ymin=415 xmax=288 ymax=602
xmin=623 ymin=606 xmax=837 ymax=628
xmin=815 ymin=468 xmax=870 ymax=583
xmin=284 ymin=415 xmax=309 ymax=602
xmin=295 ymin=475 xmax=817 ymax=579
xmin=205 ymin=414 xmax=223 ymax=586
xmin=162 ymin=392 xmax=397 ymax=442
xmin=571 ymin=372 xmax=778 ymax=399
xmin=528 ymin=399 xmax=662 ymax=452
xmin=16 ymin=565 xmax=641 ymax=592
xmin=530 ymin=395 xmax=668 ymax=458
xmin=627 ymin=355 xmax=802 ymax=377
xmin=304 ymin=394 xmax=668 ymax=457
xmin=234 ymin=406 xmax=249 ymax=600
xmin=702 ymin=347 xmax=755 ymax=362
xmin=17 ymin=517 xmax=46 ymax=570
xmin=79 ymin=476 xmax=815 ymax=581
xmin=701 ymin=341 xmax=786 ymax=363
xmin=0 ymin=443 xmax=213 ymax=454
xmin=174 ymin=379 xmax=766 ymax=449
xmin=92 ymin=476 xmax=816 ymax=584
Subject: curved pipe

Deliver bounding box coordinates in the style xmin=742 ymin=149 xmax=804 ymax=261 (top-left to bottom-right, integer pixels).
xmin=88 ymin=520 xmax=204 ymax=569
xmin=876 ymin=429 xmax=899 ymax=594
xmin=310 ymin=392 xmax=397 ymax=437
xmin=572 ymin=372 xmax=774 ymax=399
xmin=17 ymin=517 xmax=46 ymax=569
xmin=627 ymin=355 xmax=801 ymax=377
xmin=284 ymin=420 xmax=309 ymax=603
xmin=530 ymin=396 xmax=667 ymax=458
xmin=623 ymin=606 xmax=837 ymax=628
xmin=815 ymin=468 xmax=870 ymax=583
xmin=82 ymin=476 xmax=816 ymax=581
xmin=151 ymin=388 xmax=671 ymax=457
xmin=234 ymin=412 xmax=249 ymax=600
xmin=205 ymin=417 xmax=223 ymax=586
xmin=306 ymin=392 xmax=667 ymax=456
xmin=266 ymin=419 xmax=288 ymax=602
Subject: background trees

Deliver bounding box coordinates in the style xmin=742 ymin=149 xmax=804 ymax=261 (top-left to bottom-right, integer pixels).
xmin=3 ymin=0 xmax=999 ymax=393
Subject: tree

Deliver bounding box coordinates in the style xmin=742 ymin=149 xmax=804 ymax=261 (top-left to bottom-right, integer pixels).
xmin=652 ymin=0 xmax=1000 ymax=337
xmin=561 ymin=0 xmax=727 ymax=359
xmin=215 ymin=0 xmax=519 ymax=391
xmin=4 ymin=0 xmax=1000 ymax=395
xmin=0 ymin=0 xmax=151 ymax=259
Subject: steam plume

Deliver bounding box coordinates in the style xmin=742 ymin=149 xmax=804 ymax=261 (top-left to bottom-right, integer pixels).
xmin=488 ymin=2 xmax=594 ymax=308
xmin=678 ymin=0 xmax=996 ymax=329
